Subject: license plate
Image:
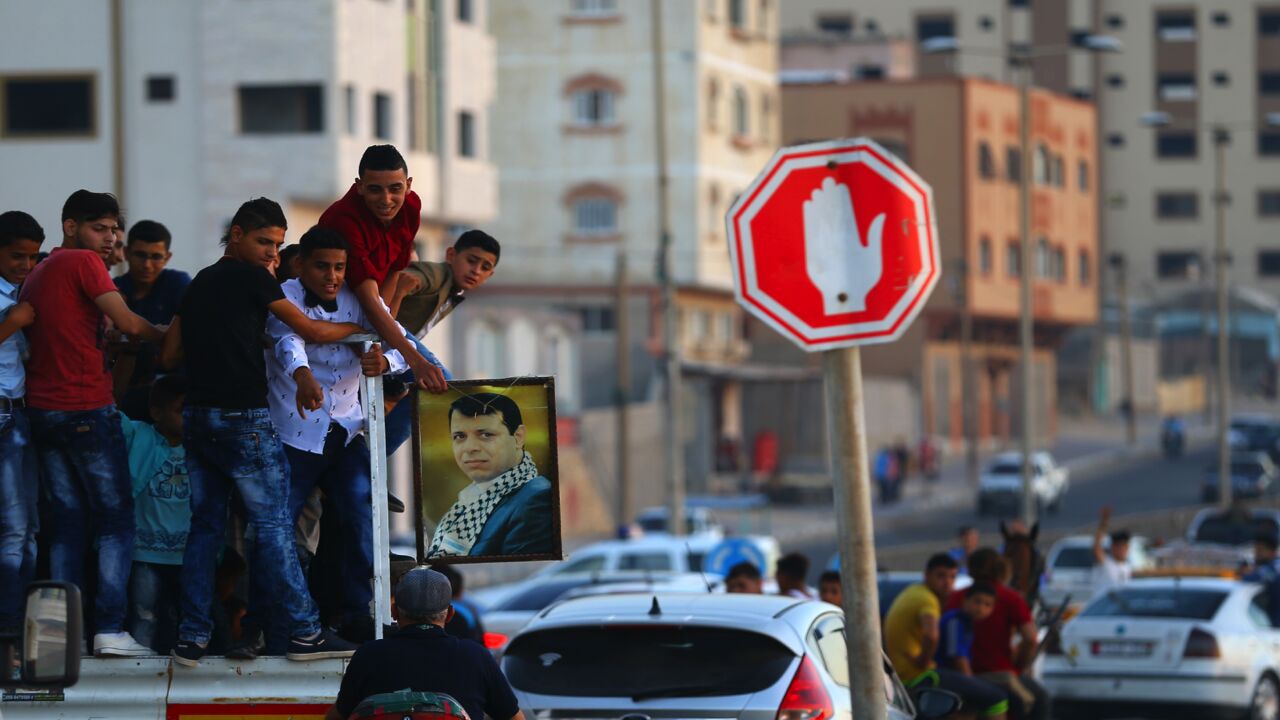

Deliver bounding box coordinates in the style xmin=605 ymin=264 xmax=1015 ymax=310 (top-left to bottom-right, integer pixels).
xmin=1092 ymin=640 xmax=1153 ymax=657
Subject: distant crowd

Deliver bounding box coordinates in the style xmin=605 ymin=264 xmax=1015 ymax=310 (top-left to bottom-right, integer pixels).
xmin=0 ymin=144 xmax=501 ymax=666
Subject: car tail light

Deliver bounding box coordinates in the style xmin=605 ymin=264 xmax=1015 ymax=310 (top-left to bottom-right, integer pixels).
xmin=483 ymin=632 xmax=508 ymax=650
xmin=1184 ymin=628 xmax=1220 ymax=659
xmin=776 ymin=656 xmax=833 ymax=720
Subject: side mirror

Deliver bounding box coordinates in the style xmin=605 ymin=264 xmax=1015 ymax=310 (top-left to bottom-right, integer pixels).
xmin=913 ymin=687 xmax=962 ymax=719
xmin=20 ymin=582 xmax=81 ymax=689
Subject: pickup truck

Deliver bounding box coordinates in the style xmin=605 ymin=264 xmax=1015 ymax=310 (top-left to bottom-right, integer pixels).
xmin=976 ymin=451 xmax=1069 ymax=516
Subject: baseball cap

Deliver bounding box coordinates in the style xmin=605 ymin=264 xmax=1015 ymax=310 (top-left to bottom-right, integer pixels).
xmin=395 ymin=567 xmax=453 ymax=617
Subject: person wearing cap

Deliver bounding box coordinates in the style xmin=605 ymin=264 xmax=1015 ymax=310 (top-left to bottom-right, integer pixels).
xmin=326 ymin=568 xmax=523 ymax=720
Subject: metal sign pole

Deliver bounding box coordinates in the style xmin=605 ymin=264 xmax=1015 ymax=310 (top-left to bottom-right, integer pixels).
xmin=353 ymin=334 xmax=393 ymax=639
xmin=823 ymin=347 xmax=887 ymax=720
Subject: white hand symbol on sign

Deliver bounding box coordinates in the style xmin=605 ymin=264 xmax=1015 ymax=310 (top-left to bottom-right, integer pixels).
xmin=802 ymin=177 xmax=886 ymax=316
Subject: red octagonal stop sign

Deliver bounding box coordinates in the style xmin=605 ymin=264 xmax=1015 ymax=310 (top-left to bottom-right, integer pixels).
xmin=726 ymin=138 xmax=940 ymax=352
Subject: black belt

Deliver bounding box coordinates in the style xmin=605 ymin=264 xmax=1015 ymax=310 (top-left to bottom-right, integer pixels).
xmin=0 ymin=396 xmax=25 ymax=410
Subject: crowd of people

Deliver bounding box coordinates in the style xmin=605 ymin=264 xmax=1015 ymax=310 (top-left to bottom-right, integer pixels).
xmin=0 ymin=144 xmax=501 ymax=666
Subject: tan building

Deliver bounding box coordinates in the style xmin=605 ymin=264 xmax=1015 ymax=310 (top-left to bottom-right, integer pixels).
xmin=779 ymin=0 xmax=1280 ymax=303
xmin=782 ymin=77 xmax=1100 ymax=443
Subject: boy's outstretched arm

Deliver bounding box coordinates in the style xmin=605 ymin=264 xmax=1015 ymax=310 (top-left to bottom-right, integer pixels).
xmin=268 ymin=298 xmax=365 ymax=344
xmin=351 ymin=277 xmax=445 ymax=393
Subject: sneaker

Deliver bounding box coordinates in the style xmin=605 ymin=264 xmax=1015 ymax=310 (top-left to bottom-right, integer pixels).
xmin=171 ymin=639 xmax=207 ymax=668
xmin=93 ymin=631 xmax=152 ymax=657
xmin=225 ymin=630 xmax=265 ymax=660
xmin=287 ymin=628 xmax=358 ymax=661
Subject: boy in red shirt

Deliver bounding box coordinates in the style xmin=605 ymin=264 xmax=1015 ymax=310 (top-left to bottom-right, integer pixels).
xmin=20 ymin=190 xmax=165 ymax=657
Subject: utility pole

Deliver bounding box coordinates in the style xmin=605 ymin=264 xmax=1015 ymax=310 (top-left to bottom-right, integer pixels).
xmin=959 ymin=260 xmax=980 ymax=488
xmin=1213 ymin=128 xmax=1231 ymax=510
xmin=650 ymin=0 xmax=685 ymax=536
xmin=614 ymin=251 xmax=632 ymax=533
xmin=1017 ymin=56 xmax=1037 ymax=526
xmin=1111 ymin=254 xmax=1136 ymax=446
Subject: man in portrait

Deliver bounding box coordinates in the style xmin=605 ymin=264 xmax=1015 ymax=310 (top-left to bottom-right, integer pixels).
xmin=428 ymin=393 xmax=554 ymax=558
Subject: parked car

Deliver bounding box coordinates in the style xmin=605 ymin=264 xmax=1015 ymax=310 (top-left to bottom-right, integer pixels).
xmin=1186 ymin=506 xmax=1280 ymax=547
xmin=501 ymin=593 xmax=958 ymax=720
xmin=634 ymin=506 xmax=723 ymax=537
xmin=481 ymin=572 xmax=718 ymax=654
xmin=1043 ymin=578 xmax=1280 ymax=720
xmin=1229 ymin=414 xmax=1280 ymax=460
xmin=976 ymin=451 xmax=1069 ymax=516
xmin=1201 ymin=452 xmax=1280 ymax=503
xmin=1040 ymin=535 xmax=1154 ymax=610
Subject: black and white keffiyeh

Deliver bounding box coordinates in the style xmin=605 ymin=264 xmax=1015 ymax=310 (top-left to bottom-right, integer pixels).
xmin=428 ymin=451 xmax=540 ymax=557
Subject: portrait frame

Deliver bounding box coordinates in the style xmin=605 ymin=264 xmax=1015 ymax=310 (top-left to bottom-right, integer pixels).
xmin=411 ymin=376 xmax=562 ymax=565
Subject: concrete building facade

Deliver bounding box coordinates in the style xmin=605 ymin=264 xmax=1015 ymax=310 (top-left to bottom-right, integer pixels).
xmin=782 ymin=77 xmax=1100 ymax=444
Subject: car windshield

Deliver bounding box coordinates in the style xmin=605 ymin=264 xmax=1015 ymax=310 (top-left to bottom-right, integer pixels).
xmin=989 ymin=462 xmax=1022 ymax=474
xmin=1193 ymin=517 xmax=1280 ymax=546
xmin=503 ymin=625 xmax=796 ymax=697
xmin=1080 ymin=588 xmax=1228 ymax=620
xmin=1052 ymin=547 xmax=1095 ymax=569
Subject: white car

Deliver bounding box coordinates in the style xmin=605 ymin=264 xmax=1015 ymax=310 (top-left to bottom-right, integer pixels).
xmin=1040 ymin=535 xmax=1153 ymax=611
xmin=976 ymin=451 xmax=1069 ymax=516
xmin=1043 ymin=577 xmax=1280 ymax=720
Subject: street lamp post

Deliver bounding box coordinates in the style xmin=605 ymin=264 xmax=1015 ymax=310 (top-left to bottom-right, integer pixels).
xmin=925 ymin=35 xmax=1121 ymax=525
xmin=1140 ymin=112 xmax=1280 ymax=509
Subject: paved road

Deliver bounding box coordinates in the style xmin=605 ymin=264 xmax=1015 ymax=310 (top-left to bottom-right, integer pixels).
xmin=793 ymin=444 xmax=1217 ymax=581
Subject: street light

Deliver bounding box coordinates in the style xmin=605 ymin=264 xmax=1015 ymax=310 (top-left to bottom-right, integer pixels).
xmin=926 ymin=34 xmax=1121 ymax=525
xmin=1139 ymin=111 xmax=1280 ymax=509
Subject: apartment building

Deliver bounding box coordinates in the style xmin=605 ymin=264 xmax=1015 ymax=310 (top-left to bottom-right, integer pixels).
xmin=0 ymin=0 xmax=496 ymax=291
xmin=783 ymin=77 xmax=1100 ymax=443
xmin=780 ymin=0 xmax=1280 ymax=303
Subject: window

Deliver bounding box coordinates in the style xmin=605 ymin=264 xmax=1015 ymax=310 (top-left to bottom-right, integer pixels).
xmin=1260 ymin=251 xmax=1280 ymax=277
xmin=1213 ymin=71 xmax=1230 ymax=87
xmin=1007 ymin=242 xmax=1021 ymax=278
xmin=580 ymin=306 xmax=616 ymax=332
xmin=373 ymin=92 xmax=392 ymax=140
xmin=1261 ymin=73 xmax=1280 ymax=95
xmin=1212 ymin=11 xmax=1230 ymax=27
xmin=706 ymin=77 xmax=720 ymax=130
xmin=977 ymin=141 xmax=996 ymax=179
xmin=1157 ymin=192 xmax=1198 ymax=219
xmin=572 ymin=88 xmax=616 ymax=126
xmin=874 ymin=138 xmax=909 ymax=163
xmin=1156 ymin=11 xmax=1196 ymax=41
xmin=344 ymin=85 xmax=356 ymax=134
xmin=916 ymin=15 xmax=954 ymax=42
xmin=1250 ymin=591 xmax=1276 ymax=628
xmin=1157 ymin=251 xmax=1201 ymax=279
xmin=1106 ymin=74 xmax=1125 ymax=88
xmin=865 ymin=18 xmax=879 ymax=34
xmin=1108 ymin=133 xmax=1126 ymax=148
xmin=2 ymin=76 xmax=95 ymax=137
xmin=1106 ymin=14 xmax=1124 ymax=30
xmin=619 ymin=552 xmax=672 ymax=571
xmin=717 ymin=313 xmax=736 ymax=342
xmin=1079 ymin=249 xmax=1091 ymax=285
xmin=1036 ymin=237 xmax=1051 ymax=278
xmin=1261 ymin=190 xmax=1280 ymax=217
xmin=816 ymin=14 xmax=853 ymax=35
xmin=978 ymin=15 xmax=994 ymax=31
xmin=760 ymin=93 xmax=772 ymax=139
xmin=810 ymin=616 xmax=849 ymax=687
xmin=146 ymin=75 xmax=175 ymax=102
xmin=571 ymin=0 xmax=617 ymax=16
xmin=1053 ymin=247 xmax=1066 ymax=281
xmin=856 ymin=64 xmax=885 ymax=80
xmin=458 ymin=110 xmax=475 ymax=157
xmin=1052 ymin=154 xmax=1065 ymax=187
xmin=728 ymin=0 xmax=746 ymax=30
xmin=456 ymin=0 xmax=472 ymax=23
xmin=1157 ymin=131 xmax=1197 ymax=158
xmin=1033 ymin=144 xmax=1050 ymax=185
xmin=1077 ymin=160 xmax=1089 ymax=191
xmin=979 ymin=237 xmax=992 ymax=274
xmin=733 ymin=85 xmax=749 ymax=137
xmin=573 ymin=197 xmax=618 ymax=236
xmin=1262 ymin=131 xmax=1280 ymax=156
xmin=1158 ymin=73 xmax=1196 ymax=101
xmin=238 ymin=84 xmax=322 ymax=134
xmin=1005 ymin=146 xmax=1022 ymax=182
xmin=1261 ymin=10 xmax=1280 ymax=36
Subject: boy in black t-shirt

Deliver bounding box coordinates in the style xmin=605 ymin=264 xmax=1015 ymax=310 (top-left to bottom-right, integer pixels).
xmin=160 ymin=198 xmax=365 ymax=667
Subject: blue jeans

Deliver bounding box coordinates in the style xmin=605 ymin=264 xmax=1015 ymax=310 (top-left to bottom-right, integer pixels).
xmin=0 ymin=406 xmax=38 ymax=630
xmin=250 ymin=428 xmax=374 ymax=652
xmin=128 ymin=561 xmax=181 ymax=653
xmin=177 ymin=407 xmax=320 ymax=645
xmin=27 ymin=405 xmax=133 ymax=634
xmin=385 ymin=335 xmax=451 ymax=456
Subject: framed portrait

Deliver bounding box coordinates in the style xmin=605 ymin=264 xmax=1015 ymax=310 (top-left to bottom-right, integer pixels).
xmin=411 ymin=376 xmax=562 ymax=564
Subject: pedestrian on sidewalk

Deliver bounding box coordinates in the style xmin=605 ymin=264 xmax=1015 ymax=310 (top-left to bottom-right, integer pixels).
xmin=874 ymin=446 xmax=899 ymax=504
